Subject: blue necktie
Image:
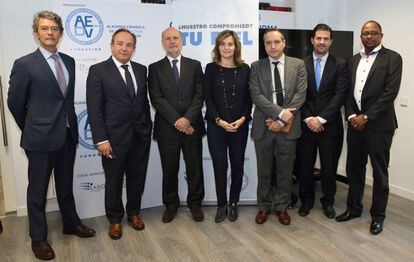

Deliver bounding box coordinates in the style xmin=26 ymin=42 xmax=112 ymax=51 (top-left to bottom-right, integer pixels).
xmin=172 ymin=59 xmax=180 ymax=86
xmin=315 ymin=58 xmax=322 ymax=91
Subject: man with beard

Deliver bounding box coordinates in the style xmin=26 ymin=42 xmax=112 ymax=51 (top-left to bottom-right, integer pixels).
xmin=297 ymin=24 xmax=348 ymax=219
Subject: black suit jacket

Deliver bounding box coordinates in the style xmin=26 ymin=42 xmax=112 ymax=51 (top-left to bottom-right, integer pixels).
xmin=302 ymin=54 xmax=348 ymax=137
xmin=86 ymin=57 xmax=152 ymax=153
xmin=345 ymin=47 xmax=402 ymax=131
xmin=148 ymin=56 xmax=205 ymax=141
xmin=8 ymin=49 xmax=78 ymax=151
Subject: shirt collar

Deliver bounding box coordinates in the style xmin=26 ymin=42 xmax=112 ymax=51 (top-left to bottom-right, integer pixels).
xmin=112 ymin=56 xmax=132 ymax=69
xmin=39 ymin=46 xmax=59 ymax=60
xmin=360 ymin=44 xmax=382 ymax=57
xmin=167 ymin=54 xmax=182 ymax=64
xmin=313 ymin=52 xmax=329 ymax=62
xmin=269 ymin=53 xmax=285 ymax=65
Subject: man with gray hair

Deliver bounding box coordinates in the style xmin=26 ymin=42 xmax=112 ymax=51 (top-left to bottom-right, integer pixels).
xmin=8 ymin=11 xmax=95 ymax=260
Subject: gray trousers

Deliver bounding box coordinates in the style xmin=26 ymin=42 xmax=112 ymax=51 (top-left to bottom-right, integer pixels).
xmin=254 ymin=130 xmax=296 ymax=212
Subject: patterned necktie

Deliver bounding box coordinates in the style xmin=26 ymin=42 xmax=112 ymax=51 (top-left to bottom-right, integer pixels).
xmin=51 ymin=54 xmax=67 ymax=96
xmin=172 ymin=59 xmax=180 ymax=86
xmin=315 ymin=58 xmax=322 ymax=91
xmin=272 ymin=61 xmax=283 ymax=106
xmin=121 ymin=64 xmax=136 ymax=98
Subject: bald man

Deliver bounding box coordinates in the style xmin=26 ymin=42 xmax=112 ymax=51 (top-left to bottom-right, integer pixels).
xmin=148 ymin=27 xmax=205 ymax=223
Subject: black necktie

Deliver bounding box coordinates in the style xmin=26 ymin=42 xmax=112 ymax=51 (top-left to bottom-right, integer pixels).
xmin=272 ymin=61 xmax=283 ymax=106
xmin=121 ymin=64 xmax=135 ymax=99
xmin=172 ymin=59 xmax=180 ymax=86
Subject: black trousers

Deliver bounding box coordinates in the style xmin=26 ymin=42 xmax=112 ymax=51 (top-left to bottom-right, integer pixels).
xmin=157 ymin=136 xmax=204 ymax=210
xmin=207 ymin=122 xmax=248 ymax=207
xmin=102 ymin=136 xmax=150 ymax=224
xmin=298 ymin=131 xmax=343 ymax=207
xmin=346 ymin=128 xmax=394 ymax=221
xmin=25 ymin=129 xmax=80 ymax=242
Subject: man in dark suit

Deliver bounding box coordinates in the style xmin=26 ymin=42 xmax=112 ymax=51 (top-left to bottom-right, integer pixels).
xmin=7 ymin=11 xmax=95 ymax=260
xmin=87 ymin=28 xmax=152 ymax=240
xmin=336 ymin=21 xmax=402 ymax=235
xmin=298 ymin=24 xmax=348 ymax=219
xmin=148 ymin=27 xmax=205 ymax=223
xmin=249 ymin=29 xmax=307 ymax=226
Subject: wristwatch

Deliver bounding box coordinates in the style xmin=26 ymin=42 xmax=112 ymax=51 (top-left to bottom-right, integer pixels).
xmin=363 ymin=115 xmax=368 ymax=120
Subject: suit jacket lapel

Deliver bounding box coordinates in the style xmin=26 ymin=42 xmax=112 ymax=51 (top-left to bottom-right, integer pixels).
xmin=351 ymin=55 xmax=361 ymax=92
xmin=260 ymin=59 xmax=272 ymax=99
xmin=106 ymin=57 xmax=133 ymax=100
xmin=60 ymin=53 xmax=74 ymax=97
xmin=161 ymin=57 xmax=178 ymax=90
xmin=366 ymin=48 xmax=385 ymax=83
xmin=305 ymin=56 xmax=317 ymax=95
xmin=131 ymin=62 xmax=142 ymax=96
xmin=34 ymin=49 xmax=64 ymax=98
xmin=284 ymin=56 xmax=293 ymax=103
xmin=319 ymin=54 xmax=333 ymax=92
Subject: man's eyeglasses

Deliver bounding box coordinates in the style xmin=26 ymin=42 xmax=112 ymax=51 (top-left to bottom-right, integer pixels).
xmin=361 ymin=31 xmax=381 ymax=37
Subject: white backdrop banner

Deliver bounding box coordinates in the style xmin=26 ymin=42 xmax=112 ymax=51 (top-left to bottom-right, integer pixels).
xmin=53 ymin=0 xmax=170 ymax=218
xmin=51 ymin=0 xmax=280 ymax=219
xmin=171 ymin=0 xmax=259 ymax=204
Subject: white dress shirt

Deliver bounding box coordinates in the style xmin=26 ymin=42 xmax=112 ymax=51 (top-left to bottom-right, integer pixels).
xmin=39 ymin=46 xmax=69 ymax=86
xmin=167 ymin=54 xmax=182 ymax=76
xmin=112 ymin=56 xmax=138 ymax=94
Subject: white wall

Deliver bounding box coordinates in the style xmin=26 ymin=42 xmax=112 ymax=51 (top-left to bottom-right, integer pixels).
xmin=1 ymin=0 xmax=413 ymax=215
xmin=345 ymin=0 xmax=414 ymax=199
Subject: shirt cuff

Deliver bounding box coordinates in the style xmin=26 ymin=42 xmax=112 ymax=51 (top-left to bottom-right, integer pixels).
xmin=96 ymin=140 xmax=109 ymax=145
xmin=348 ymin=114 xmax=356 ymax=121
xmin=304 ymin=117 xmax=312 ymax=123
xmin=317 ymin=116 xmax=327 ymax=124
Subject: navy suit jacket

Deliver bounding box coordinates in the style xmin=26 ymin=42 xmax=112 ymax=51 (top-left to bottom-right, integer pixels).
xmin=8 ymin=48 xmax=78 ymax=152
xmin=86 ymin=57 xmax=152 ymax=153
xmin=302 ymin=54 xmax=348 ymax=137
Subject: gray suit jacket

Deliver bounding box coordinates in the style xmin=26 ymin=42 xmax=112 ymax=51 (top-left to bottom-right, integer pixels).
xmin=249 ymin=55 xmax=307 ymax=140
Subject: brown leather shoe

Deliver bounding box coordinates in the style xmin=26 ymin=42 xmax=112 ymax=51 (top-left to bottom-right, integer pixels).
xmin=63 ymin=224 xmax=96 ymax=238
xmin=128 ymin=214 xmax=145 ymax=231
xmin=31 ymin=241 xmax=55 ymax=260
xmin=255 ymin=210 xmax=268 ymax=224
xmin=275 ymin=210 xmax=291 ymax=225
xmin=108 ymin=223 xmax=122 ymax=240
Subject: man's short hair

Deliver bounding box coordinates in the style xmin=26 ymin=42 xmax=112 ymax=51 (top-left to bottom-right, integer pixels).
xmin=263 ymin=28 xmax=285 ymax=41
xmin=111 ymin=28 xmax=137 ymax=46
xmin=312 ymin=23 xmax=333 ymax=39
xmin=32 ymin=11 xmax=64 ymax=32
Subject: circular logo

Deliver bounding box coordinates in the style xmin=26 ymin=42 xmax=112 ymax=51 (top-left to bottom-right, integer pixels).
xmin=65 ymin=8 xmax=104 ymax=45
xmin=77 ymin=109 xmax=96 ymax=150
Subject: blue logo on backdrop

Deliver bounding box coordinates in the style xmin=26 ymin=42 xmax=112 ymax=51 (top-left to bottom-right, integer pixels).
xmin=65 ymin=8 xmax=104 ymax=45
xmin=77 ymin=109 xmax=95 ymax=150
xmin=80 ymin=182 xmax=105 ymax=192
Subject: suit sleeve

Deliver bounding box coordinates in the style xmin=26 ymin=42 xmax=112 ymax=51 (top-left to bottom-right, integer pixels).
xmin=183 ymin=61 xmax=204 ymax=123
xmin=203 ymin=64 xmax=219 ymax=121
xmin=365 ymin=53 xmax=403 ymax=121
xmin=285 ymin=61 xmax=308 ymax=115
xmin=319 ymin=60 xmax=348 ymax=122
xmin=86 ymin=65 xmax=108 ymax=144
xmin=148 ymin=64 xmax=181 ymax=125
xmin=249 ymin=62 xmax=281 ymax=120
xmin=242 ymin=65 xmax=252 ymax=120
xmin=345 ymin=57 xmax=356 ymax=118
xmin=7 ymin=59 xmax=29 ymax=131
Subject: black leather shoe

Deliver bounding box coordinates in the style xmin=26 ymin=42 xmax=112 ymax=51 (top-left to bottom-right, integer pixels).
xmin=162 ymin=208 xmax=177 ymax=223
xmin=298 ymin=204 xmax=312 ymax=217
xmin=63 ymin=224 xmax=96 ymax=237
xmin=288 ymin=194 xmax=298 ymax=210
xmin=0 ymin=219 xmax=3 ymax=234
xmin=190 ymin=207 xmax=204 ymax=222
xmin=215 ymin=206 xmax=227 ymax=223
xmin=228 ymin=203 xmax=238 ymax=222
xmin=370 ymin=220 xmax=383 ymax=235
xmin=31 ymin=241 xmax=55 ymax=260
xmin=322 ymin=205 xmax=336 ymax=219
xmin=335 ymin=210 xmax=361 ymax=222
